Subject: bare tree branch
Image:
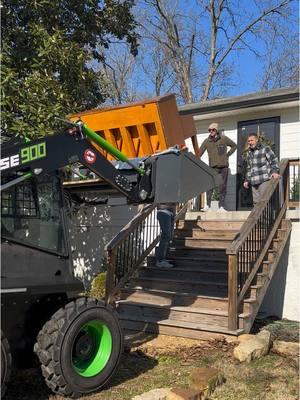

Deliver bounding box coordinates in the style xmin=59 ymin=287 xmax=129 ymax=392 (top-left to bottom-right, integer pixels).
xmin=202 ymin=0 xmax=294 ymax=100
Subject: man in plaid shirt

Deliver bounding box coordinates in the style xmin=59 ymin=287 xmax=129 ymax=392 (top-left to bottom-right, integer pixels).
xmin=243 ymin=133 xmax=280 ymax=204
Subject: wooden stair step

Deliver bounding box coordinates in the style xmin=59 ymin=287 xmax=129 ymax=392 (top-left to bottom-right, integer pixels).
xmin=272 ymin=238 xmax=282 ymax=250
xmin=280 ymin=219 xmax=290 ymax=229
xmin=147 ymin=256 xmax=228 ymax=269
xmin=128 ymin=277 xmax=228 ymax=296
xmin=120 ymin=288 xmax=230 ymax=310
xmin=245 ymin=283 xmax=264 ymax=298
xmin=172 ymin=238 xmax=231 ymax=249
xmin=277 ymin=228 xmax=288 ymax=239
xmin=117 ymin=301 xmax=251 ymax=329
xmin=166 ymin=255 xmax=228 ymax=264
xmin=256 ymin=272 xmax=268 ymax=285
xmin=261 ymin=260 xmax=272 ymax=273
xmin=119 ymin=315 xmax=244 ymax=339
xmin=174 ymin=230 xmax=238 ymax=240
xmin=139 ymin=266 xmax=228 ymax=282
xmin=119 ymin=288 xmax=257 ymax=314
xmin=177 ymin=220 xmax=245 ymax=231
xmin=163 ymin=252 xmax=227 ymax=261
xmin=168 ymin=248 xmax=227 ymax=257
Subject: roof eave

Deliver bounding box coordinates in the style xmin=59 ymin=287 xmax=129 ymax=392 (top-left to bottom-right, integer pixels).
xmin=179 ymin=87 xmax=300 ymax=116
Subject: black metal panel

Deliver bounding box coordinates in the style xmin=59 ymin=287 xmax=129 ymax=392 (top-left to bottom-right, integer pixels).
xmin=1 ymin=241 xmax=83 ymax=294
xmin=1 ymin=292 xmax=70 ymax=368
xmin=149 ymin=151 xmax=221 ymax=203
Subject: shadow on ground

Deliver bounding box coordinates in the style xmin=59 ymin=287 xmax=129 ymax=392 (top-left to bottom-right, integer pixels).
xmin=251 ymin=316 xmax=299 ymax=342
xmin=5 ymin=351 xmax=158 ymax=400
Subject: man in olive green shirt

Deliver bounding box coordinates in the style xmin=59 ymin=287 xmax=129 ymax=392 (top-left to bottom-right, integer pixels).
xmin=199 ymin=123 xmax=237 ymax=211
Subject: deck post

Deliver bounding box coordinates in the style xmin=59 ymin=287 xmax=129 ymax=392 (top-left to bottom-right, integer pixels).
xmin=105 ymin=250 xmax=116 ymax=305
xmin=228 ymin=254 xmax=238 ymax=331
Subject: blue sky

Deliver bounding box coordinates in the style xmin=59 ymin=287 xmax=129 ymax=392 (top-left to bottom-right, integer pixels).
xmin=131 ymin=0 xmax=299 ymax=99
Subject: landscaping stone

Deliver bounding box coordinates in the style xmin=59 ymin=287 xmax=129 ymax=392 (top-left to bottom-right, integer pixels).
xmin=189 ymin=367 xmax=225 ymax=396
xmin=238 ymin=334 xmax=255 ymax=342
xmin=132 ymin=388 xmax=171 ymax=400
xmin=225 ymin=336 xmax=239 ymax=344
xmin=233 ymin=330 xmax=271 ymax=362
xmin=166 ymin=388 xmax=204 ymax=400
xmin=272 ymin=340 xmax=300 ymax=357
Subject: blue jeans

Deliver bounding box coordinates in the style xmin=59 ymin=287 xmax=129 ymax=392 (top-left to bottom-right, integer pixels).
xmin=156 ymin=211 xmax=174 ymax=262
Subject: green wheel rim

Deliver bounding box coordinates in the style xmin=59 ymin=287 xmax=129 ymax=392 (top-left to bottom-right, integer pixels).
xmin=72 ymin=320 xmax=112 ymax=377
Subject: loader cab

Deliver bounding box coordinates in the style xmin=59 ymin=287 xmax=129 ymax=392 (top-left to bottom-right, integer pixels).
xmin=1 ymin=174 xmax=67 ymax=255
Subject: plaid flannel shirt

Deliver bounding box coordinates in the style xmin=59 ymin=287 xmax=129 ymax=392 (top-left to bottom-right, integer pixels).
xmin=245 ymin=143 xmax=279 ymax=186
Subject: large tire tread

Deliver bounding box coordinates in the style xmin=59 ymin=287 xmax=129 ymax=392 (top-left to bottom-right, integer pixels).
xmin=1 ymin=330 xmax=12 ymax=398
xmin=34 ymin=297 xmax=121 ymax=398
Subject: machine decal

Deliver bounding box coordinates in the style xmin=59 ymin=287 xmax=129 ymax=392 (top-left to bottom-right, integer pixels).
xmin=84 ymin=149 xmax=97 ymax=164
xmin=0 ymin=142 xmax=46 ymax=171
xmin=21 ymin=142 xmax=46 ymax=164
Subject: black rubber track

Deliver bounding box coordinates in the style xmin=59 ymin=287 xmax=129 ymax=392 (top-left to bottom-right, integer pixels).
xmin=34 ymin=297 xmax=123 ymax=398
xmin=1 ymin=330 xmax=12 ymax=399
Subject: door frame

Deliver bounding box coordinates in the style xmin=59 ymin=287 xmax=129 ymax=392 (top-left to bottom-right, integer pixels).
xmin=236 ymin=116 xmax=280 ymax=210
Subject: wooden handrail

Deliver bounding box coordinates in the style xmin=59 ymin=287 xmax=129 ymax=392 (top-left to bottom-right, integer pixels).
xmin=237 ymin=203 xmax=287 ymax=305
xmin=105 ymin=201 xmax=188 ymax=304
xmin=226 ymin=159 xmax=289 ymax=255
xmin=105 ymin=203 xmax=156 ymax=251
xmin=227 ymin=158 xmax=292 ymax=331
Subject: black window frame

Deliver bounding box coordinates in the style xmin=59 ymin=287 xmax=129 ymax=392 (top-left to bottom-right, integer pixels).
xmin=1 ymin=175 xmax=69 ymax=257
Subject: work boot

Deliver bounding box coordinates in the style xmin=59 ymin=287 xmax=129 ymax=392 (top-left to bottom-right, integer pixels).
xmin=156 ymin=260 xmax=174 ymax=268
xmin=201 ymin=205 xmax=210 ymax=212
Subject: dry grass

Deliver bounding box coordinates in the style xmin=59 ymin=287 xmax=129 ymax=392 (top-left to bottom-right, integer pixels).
xmin=6 ymin=332 xmax=299 ymax=400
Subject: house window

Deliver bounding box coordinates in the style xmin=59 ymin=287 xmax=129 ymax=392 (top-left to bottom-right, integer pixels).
xmin=236 ymin=117 xmax=280 ymax=210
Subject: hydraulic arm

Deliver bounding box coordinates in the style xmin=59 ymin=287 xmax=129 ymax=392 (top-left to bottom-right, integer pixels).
xmin=1 ymin=121 xmax=221 ymax=203
xmin=1 ymin=122 xmax=150 ymax=202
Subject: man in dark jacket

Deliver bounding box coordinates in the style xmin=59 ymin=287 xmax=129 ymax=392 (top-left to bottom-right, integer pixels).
xmin=243 ymin=133 xmax=280 ymax=204
xmin=199 ymin=123 xmax=237 ymax=211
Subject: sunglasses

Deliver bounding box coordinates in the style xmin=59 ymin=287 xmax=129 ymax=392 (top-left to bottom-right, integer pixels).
xmin=208 ymin=129 xmax=217 ymax=132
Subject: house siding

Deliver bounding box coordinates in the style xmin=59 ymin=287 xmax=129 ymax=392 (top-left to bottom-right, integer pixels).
xmin=280 ymin=108 xmax=300 ymax=158
xmin=260 ymin=220 xmax=300 ymax=320
xmin=188 ymin=105 xmax=300 ymax=210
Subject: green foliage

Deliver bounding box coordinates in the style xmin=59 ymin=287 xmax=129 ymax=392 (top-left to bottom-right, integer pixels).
xmin=290 ymin=175 xmax=300 ymax=202
xmin=1 ymin=0 xmax=138 ymax=140
xmin=212 ymin=187 xmax=220 ymax=201
xmin=89 ymin=272 xmax=107 ymax=299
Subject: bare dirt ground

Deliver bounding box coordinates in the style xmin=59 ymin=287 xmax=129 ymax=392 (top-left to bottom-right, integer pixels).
xmin=5 ymin=324 xmax=299 ymax=400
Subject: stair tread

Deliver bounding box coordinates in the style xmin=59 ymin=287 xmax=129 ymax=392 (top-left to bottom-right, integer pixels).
xmin=119 ymin=314 xmax=244 ymax=335
xmin=250 ymin=284 xmax=264 ymax=289
xmin=172 ymin=239 xmax=231 ymax=250
xmin=149 ymin=255 xmax=226 ymax=260
xmin=142 ymin=266 xmax=227 ymax=274
xmin=121 ymin=287 xmax=257 ymax=303
xmin=117 ymin=300 xmax=251 ymax=319
xmin=174 ymin=236 xmax=233 ymax=240
xmin=118 ymin=300 xmax=228 ymax=315
xmin=183 ymin=219 xmax=246 ymax=222
xmin=131 ymin=276 xmax=228 ymax=286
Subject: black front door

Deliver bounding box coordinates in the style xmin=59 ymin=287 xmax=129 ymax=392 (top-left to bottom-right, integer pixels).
xmin=236 ymin=117 xmax=280 ymax=210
